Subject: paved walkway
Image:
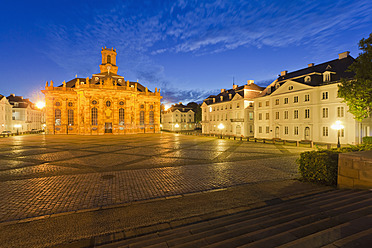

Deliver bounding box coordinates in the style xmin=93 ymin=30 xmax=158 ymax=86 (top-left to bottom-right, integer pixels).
xmin=0 ymin=133 xmax=312 ymax=223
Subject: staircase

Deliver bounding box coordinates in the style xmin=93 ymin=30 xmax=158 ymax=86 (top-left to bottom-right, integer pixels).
xmin=98 ymin=189 xmax=372 ymax=248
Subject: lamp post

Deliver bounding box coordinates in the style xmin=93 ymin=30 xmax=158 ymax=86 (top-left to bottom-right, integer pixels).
xmin=175 ymin=123 xmax=179 ymax=132
xmin=218 ymin=123 xmax=225 ymax=139
xmin=331 ymin=120 xmax=344 ymax=148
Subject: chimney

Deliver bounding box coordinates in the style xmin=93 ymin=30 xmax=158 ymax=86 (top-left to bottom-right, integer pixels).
xmin=247 ymin=80 xmax=254 ymax=85
xmin=220 ymin=96 xmax=223 ymax=101
xmin=229 ymin=94 xmax=232 ymax=99
xmin=308 ymin=63 xmax=314 ymax=67
xmin=213 ymin=98 xmax=215 ymax=103
xmin=280 ymin=71 xmax=288 ymax=76
xmin=339 ymin=51 xmax=350 ymax=60
xmin=233 ymin=84 xmax=238 ymax=89
xmin=179 ymin=102 xmax=182 ymax=105
xmin=221 ymin=89 xmax=225 ymax=93
xmin=10 ymin=94 xmax=15 ymax=97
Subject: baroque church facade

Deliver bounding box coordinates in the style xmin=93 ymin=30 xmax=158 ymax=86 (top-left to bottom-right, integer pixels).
xmin=42 ymin=47 xmax=162 ymax=135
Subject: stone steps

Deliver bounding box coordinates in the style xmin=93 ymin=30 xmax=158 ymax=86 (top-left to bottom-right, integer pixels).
xmin=98 ymin=190 xmax=372 ymax=248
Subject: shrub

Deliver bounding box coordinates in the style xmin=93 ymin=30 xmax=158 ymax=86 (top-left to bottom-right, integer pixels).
xmin=363 ymin=136 xmax=372 ymax=144
xmin=297 ymin=144 xmax=372 ymax=185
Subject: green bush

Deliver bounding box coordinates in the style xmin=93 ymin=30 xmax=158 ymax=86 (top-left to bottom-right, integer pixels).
xmin=363 ymin=136 xmax=372 ymax=144
xmin=297 ymin=144 xmax=372 ymax=186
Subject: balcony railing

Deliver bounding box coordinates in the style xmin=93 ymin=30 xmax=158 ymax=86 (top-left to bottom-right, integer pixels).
xmin=230 ymin=118 xmax=244 ymax=122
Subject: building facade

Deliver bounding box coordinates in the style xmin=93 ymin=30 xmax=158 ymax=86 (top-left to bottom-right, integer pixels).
xmin=0 ymin=95 xmax=13 ymax=133
xmin=254 ymin=52 xmax=372 ymax=144
xmin=42 ymin=47 xmax=162 ymax=135
xmin=201 ymin=81 xmax=264 ymax=137
xmin=161 ymin=103 xmax=195 ymax=131
xmin=5 ymin=94 xmax=45 ymax=133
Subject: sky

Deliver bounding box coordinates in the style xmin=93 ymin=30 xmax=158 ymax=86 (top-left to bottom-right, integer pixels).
xmin=0 ymin=0 xmax=371 ymax=105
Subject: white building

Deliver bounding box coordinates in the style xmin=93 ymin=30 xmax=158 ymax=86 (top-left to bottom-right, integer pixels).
xmin=0 ymin=95 xmax=13 ymax=133
xmin=161 ymin=103 xmax=195 ymax=131
xmin=201 ymin=81 xmax=264 ymax=137
xmin=254 ymin=52 xmax=372 ymax=144
xmin=6 ymin=94 xmax=45 ymax=133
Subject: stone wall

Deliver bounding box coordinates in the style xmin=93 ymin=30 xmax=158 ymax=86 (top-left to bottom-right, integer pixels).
xmin=338 ymin=150 xmax=372 ymax=189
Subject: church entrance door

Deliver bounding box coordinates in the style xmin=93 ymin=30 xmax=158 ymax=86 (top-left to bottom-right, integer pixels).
xmin=105 ymin=122 xmax=112 ymax=133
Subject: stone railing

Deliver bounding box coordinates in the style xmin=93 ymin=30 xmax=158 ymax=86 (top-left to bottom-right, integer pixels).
xmin=338 ymin=150 xmax=372 ymax=189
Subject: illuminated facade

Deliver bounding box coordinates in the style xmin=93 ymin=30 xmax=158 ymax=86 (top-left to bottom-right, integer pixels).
xmin=161 ymin=103 xmax=195 ymax=131
xmin=42 ymin=47 xmax=162 ymax=135
xmin=254 ymin=52 xmax=372 ymax=144
xmin=201 ymin=81 xmax=264 ymax=137
xmin=0 ymin=95 xmax=12 ymax=132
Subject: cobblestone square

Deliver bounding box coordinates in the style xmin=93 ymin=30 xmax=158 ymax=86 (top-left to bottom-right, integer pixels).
xmin=0 ymin=133 xmax=313 ymax=223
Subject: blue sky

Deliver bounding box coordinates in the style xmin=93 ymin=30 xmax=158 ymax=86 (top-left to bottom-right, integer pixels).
xmin=0 ymin=0 xmax=371 ymax=104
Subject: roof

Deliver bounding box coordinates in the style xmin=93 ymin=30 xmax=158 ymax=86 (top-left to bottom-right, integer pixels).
xmin=203 ymin=83 xmax=264 ymax=105
xmin=6 ymin=95 xmax=34 ymax=109
xmin=263 ymin=55 xmax=355 ymax=96
xmin=167 ymin=103 xmax=194 ymax=113
xmin=0 ymin=95 xmax=4 ymax=100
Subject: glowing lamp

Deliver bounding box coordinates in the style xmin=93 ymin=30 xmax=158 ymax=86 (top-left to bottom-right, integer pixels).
xmin=175 ymin=123 xmax=179 ymax=128
xmin=36 ymin=101 xmax=46 ymax=109
xmin=331 ymin=120 xmax=344 ymax=148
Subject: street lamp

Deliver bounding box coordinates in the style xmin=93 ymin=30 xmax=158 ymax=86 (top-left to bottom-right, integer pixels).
xmin=175 ymin=123 xmax=179 ymax=132
xmin=35 ymin=101 xmax=46 ymax=109
xmin=331 ymin=120 xmax=344 ymax=148
xmin=218 ymin=123 xmax=225 ymax=139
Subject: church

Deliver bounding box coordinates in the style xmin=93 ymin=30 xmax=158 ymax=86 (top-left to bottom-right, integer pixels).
xmin=42 ymin=47 xmax=162 ymax=135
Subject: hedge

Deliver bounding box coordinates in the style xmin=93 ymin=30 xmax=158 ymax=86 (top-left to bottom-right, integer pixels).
xmin=363 ymin=136 xmax=372 ymax=144
xmin=297 ymin=144 xmax=372 ymax=186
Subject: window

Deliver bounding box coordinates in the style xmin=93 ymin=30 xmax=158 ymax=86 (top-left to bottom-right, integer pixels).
xmin=294 ymin=126 xmax=299 ymax=135
xmin=275 ymin=112 xmax=279 ymax=119
xmin=259 ymin=126 xmax=262 ymax=133
xmin=106 ymin=101 xmax=111 ymax=107
xmin=338 ymin=128 xmax=345 ymax=137
xmin=322 ymin=108 xmax=328 ymax=118
xmin=230 ymin=104 xmax=232 ymax=109
xmin=250 ymin=125 xmax=253 ymax=133
xmin=275 ymin=99 xmax=279 ymax=105
xmin=323 ymin=72 xmax=331 ymax=82
xmin=55 ymin=109 xmax=61 ymax=126
xmin=284 ymin=111 xmax=288 ymax=119
xmin=258 ymin=113 xmax=262 ymax=120
xmin=266 ymin=113 xmax=269 ymax=120
xmin=141 ymin=104 xmax=144 ymax=109
xmin=249 ymin=112 xmax=253 ymax=120
xmin=266 ymin=101 xmax=269 ymax=106
xmin=119 ymin=108 xmax=125 ymax=125
xmin=119 ymin=101 xmax=124 ymax=106
xmin=288 ymin=85 xmax=293 ymax=90
xmin=305 ymin=94 xmax=310 ymax=102
xmin=266 ymin=126 xmax=270 ymax=133
xmin=91 ymin=108 xmax=97 ymax=125
xmin=284 ymin=126 xmax=288 ymax=135
xmin=284 ymin=98 xmax=288 ymax=104
xmin=294 ymin=110 xmax=299 ymax=119
xmin=237 ymin=103 xmax=240 ymax=108
xmin=140 ymin=111 xmax=144 ymax=125
xmin=149 ymin=111 xmax=154 ymax=124
xmin=323 ymin=127 xmax=329 ymax=136
xmin=68 ymin=109 xmax=74 ymax=126
xmin=107 ymin=55 xmax=111 ymax=64
xmin=92 ymin=100 xmax=97 ymax=105
xmin=68 ymin=102 xmax=73 ymax=107
xmin=337 ymin=107 xmax=344 ymax=117
xmin=305 ymin=76 xmax=311 ymax=83
xmin=322 ymin=92 xmax=329 ymax=100
xmin=305 ymin=109 xmax=310 ymax=118
xmin=55 ymin=102 xmax=61 ymax=106
xmin=259 ymin=102 xmax=262 ymax=107
xmin=294 ymin=96 xmax=298 ymax=103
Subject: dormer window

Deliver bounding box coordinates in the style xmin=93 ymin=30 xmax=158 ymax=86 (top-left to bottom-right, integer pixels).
xmin=304 ymin=76 xmax=311 ymax=83
xmin=323 ymin=72 xmax=331 ymax=82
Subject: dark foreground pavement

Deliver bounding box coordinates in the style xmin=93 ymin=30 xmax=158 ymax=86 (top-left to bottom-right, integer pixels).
xmin=2 ymin=133 xmax=365 ymax=247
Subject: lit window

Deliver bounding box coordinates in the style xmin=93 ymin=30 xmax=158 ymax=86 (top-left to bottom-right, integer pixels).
xmin=55 ymin=109 xmax=61 ymax=126
xmin=91 ymin=108 xmax=98 ymax=125
xmin=119 ymin=108 xmax=125 ymax=125
xmin=68 ymin=109 xmax=74 ymax=126
xmin=249 ymin=112 xmax=253 ymax=120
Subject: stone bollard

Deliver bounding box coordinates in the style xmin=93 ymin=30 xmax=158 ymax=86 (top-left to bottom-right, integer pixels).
xmin=310 ymin=141 xmax=314 ymax=148
xmin=296 ymin=141 xmax=299 ymax=147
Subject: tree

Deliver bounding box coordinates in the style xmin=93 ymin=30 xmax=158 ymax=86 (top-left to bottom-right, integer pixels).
xmin=338 ymin=33 xmax=372 ymax=121
xmin=186 ymin=102 xmax=202 ymax=123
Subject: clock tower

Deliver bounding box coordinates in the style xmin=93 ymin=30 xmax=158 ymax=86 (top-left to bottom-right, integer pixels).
xmin=99 ymin=47 xmax=118 ymax=74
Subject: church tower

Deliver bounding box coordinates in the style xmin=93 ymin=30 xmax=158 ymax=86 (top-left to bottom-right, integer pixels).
xmin=99 ymin=47 xmax=118 ymax=74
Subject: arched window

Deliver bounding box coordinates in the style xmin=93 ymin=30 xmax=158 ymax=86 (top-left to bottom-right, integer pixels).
xmin=68 ymin=109 xmax=74 ymax=126
xmin=149 ymin=111 xmax=154 ymax=124
xmin=55 ymin=109 xmax=61 ymax=126
xmin=107 ymin=55 xmax=111 ymax=64
xmin=140 ymin=111 xmax=144 ymax=125
xmin=119 ymin=108 xmax=125 ymax=125
xmin=91 ymin=108 xmax=98 ymax=125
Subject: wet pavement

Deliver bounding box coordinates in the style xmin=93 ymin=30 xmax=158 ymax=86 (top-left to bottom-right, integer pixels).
xmin=0 ymin=133 xmax=313 ymax=223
